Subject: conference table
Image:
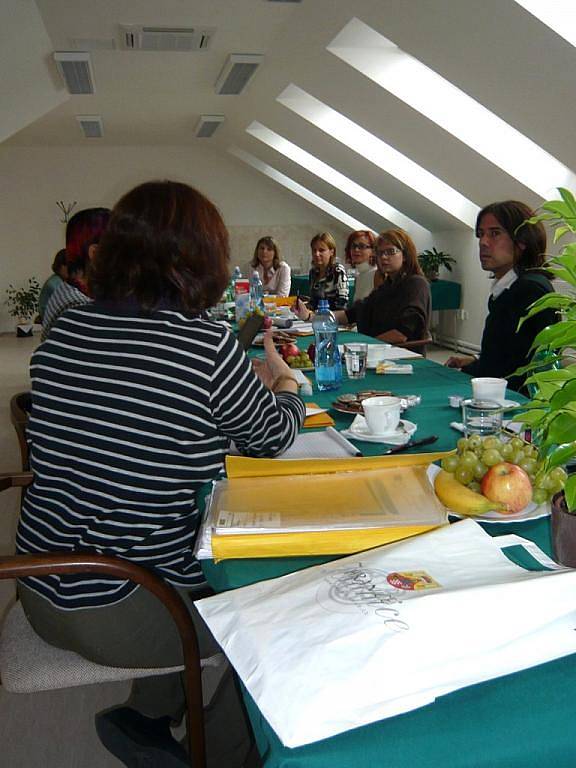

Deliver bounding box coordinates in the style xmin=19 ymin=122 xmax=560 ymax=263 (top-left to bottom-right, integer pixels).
xmin=201 ymin=332 xmax=575 ymax=768
xmin=290 ymin=274 xmax=462 ymax=311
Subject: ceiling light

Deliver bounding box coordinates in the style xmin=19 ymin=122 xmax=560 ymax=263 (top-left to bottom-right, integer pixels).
xmin=277 ymin=84 xmax=479 ymax=228
xmin=215 ymin=54 xmax=263 ymax=95
xmin=229 ymin=147 xmax=372 ymax=231
xmin=76 ymin=116 xmax=103 ymax=138
xmin=328 ymin=17 xmax=576 ymax=198
xmin=54 ymin=51 xmax=95 ymax=94
xmin=247 ymin=121 xmax=429 ymax=237
xmin=195 ymin=115 xmax=225 ymax=138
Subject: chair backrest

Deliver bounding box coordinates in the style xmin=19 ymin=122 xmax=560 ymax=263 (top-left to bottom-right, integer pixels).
xmin=0 ymin=472 xmax=205 ymax=768
xmin=10 ymin=392 xmax=32 ymax=471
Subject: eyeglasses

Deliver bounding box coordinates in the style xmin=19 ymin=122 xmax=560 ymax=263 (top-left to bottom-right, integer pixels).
xmin=376 ymin=247 xmax=401 ymax=258
xmin=350 ymin=242 xmax=373 ymax=250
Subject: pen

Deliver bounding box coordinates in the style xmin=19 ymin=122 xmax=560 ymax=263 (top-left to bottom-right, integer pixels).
xmin=326 ymin=426 xmax=363 ymax=457
xmin=382 ymin=435 xmax=438 ymax=455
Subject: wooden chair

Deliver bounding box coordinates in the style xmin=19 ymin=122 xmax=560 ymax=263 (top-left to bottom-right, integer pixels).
xmin=10 ymin=392 xmax=32 ymax=471
xmin=0 ymin=471 xmax=207 ymax=768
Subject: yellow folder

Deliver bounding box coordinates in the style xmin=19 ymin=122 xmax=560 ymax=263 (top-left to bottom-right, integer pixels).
xmin=209 ymin=452 xmax=453 ymax=560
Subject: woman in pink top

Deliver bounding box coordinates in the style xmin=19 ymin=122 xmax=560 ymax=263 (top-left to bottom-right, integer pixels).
xmin=250 ymin=236 xmax=291 ymax=296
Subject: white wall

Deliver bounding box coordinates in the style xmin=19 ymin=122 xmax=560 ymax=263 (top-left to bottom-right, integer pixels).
xmin=0 ymin=145 xmax=349 ymax=332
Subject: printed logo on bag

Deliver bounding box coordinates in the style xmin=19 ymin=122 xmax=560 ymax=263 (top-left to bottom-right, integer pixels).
xmin=316 ymin=564 xmax=416 ymax=632
xmin=386 ymin=571 xmax=440 ymax=591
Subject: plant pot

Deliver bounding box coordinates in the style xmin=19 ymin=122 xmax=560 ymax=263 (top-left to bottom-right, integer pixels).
xmin=424 ymin=270 xmax=439 ymax=282
xmin=16 ymin=323 xmax=34 ymax=338
xmin=551 ymin=491 xmax=576 ymax=567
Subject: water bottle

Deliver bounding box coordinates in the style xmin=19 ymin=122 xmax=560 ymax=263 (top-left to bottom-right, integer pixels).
xmin=312 ymin=299 xmax=342 ymax=391
xmin=233 ymin=266 xmax=242 ymax=280
xmin=250 ymin=270 xmax=265 ymax=313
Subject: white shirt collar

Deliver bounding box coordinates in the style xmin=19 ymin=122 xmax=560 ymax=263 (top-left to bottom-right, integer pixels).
xmin=491 ymin=269 xmax=517 ymax=299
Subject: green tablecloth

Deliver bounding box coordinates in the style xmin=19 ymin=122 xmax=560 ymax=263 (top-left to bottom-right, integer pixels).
xmin=202 ymin=337 xmax=575 ymax=768
xmin=290 ymin=275 xmax=461 ymax=311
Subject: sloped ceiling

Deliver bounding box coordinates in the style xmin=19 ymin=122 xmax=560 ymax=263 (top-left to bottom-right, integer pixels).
xmin=4 ymin=0 xmax=576 ymax=234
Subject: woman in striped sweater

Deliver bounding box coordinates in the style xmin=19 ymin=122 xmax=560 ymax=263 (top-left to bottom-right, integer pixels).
xmin=17 ymin=180 xmax=305 ymax=767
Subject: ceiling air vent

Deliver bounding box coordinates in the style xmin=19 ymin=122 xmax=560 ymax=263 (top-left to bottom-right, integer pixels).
xmin=76 ymin=116 xmax=103 ymax=138
xmin=195 ymin=115 xmax=225 ymax=138
xmin=215 ymin=54 xmax=263 ymax=95
xmin=120 ymin=25 xmax=214 ymax=52
xmin=53 ymin=52 xmax=95 ymax=94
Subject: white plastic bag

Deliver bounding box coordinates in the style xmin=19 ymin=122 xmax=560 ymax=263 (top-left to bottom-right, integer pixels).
xmin=196 ymin=520 xmax=576 ymax=748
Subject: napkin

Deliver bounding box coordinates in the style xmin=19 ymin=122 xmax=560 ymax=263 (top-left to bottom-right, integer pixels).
xmin=303 ymin=403 xmax=335 ymax=429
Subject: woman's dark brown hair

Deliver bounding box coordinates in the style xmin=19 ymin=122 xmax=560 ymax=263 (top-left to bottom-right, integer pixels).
xmin=89 ymin=181 xmax=230 ymax=312
xmin=377 ymin=228 xmax=423 ymax=278
xmin=476 ymin=201 xmax=547 ymax=272
xmin=250 ymin=236 xmax=281 ymax=270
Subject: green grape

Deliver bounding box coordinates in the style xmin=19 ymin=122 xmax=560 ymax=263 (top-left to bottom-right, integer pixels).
xmin=548 ymin=478 xmax=566 ymax=495
xmin=519 ymin=458 xmax=538 ymax=476
xmin=473 ymin=460 xmax=488 ymax=480
xmin=441 ymin=455 xmax=460 ymax=473
xmin=468 ymin=434 xmax=482 ymax=449
xmin=541 ymin=474 xmax=556 ymax=491
xmin=532 ymin=488 xmax=548 ymax=505
xmin=500 ymin=442 xmax=514 ymax=459
xmin=457 ymin=437 xmax=470 ymax=453
xmin=483 ymin=436 xmax=502 ymax=451
xmin=482 ymin=449 xmax=503 ymax=467
xmin=510 ymin=437 xmax=524 ymax=450
xmin=454 ymin=466 xmax=474 ymax=485
xmin=522 ymin=444 xmax=538 ymax=459
xmin=460 ymin=451 xmax=479 ymax=470
xmin=468 ymin=481 xmax=482 ymax=493
xmin=550 ymin=467 xmax=568 ymax=483
xmin=510 ymin=450 xmax=525 ymax=465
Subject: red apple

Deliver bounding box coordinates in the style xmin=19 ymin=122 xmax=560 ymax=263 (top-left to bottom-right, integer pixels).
xmin=307 ymin=343 xmax=316 ymax=364
xmin=262 ymin=316 xmax=273 ymax=330
xmin=480 ymin=462 xmax=532 ymax=514
xmin=280 ymin=342 xmax=300 ymax=361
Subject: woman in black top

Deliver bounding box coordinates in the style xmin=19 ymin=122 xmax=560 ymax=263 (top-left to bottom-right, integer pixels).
xmin=446 ymin=200 xmax=557 ymax=392
xmin=297 ymin=229 xmax=430 ymax=344
xmin=307 ymin=232 xmax=349 ymax=310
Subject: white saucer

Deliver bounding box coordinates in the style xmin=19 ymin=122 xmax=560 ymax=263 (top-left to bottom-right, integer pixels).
xmin=500 ymin=400 xmax=521 ymax=409
xmin=342 ymin=417 xmax=417 ymax=445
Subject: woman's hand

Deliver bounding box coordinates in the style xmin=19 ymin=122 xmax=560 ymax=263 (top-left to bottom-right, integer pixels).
xmin=253 ymin=331 xmax=298 ymax=392
xmin=445 ymin=355 xmax=475 ymax=369
xmin=292 ymin=297 xmax=311 ymax=321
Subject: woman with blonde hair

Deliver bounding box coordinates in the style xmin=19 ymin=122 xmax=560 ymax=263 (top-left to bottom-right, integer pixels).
xmin=307 ymin=232 xmax=348 ymax=310
xmin=250 ymin=235 xmax=291 ymax=296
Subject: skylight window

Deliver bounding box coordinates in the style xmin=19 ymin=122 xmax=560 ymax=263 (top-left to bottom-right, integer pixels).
xmin=514 ymin=1 xmax=576 ymax=48
xmin=327 ymin=17 xmax=576 ymax=199
xmin=277 ymin=84 xmax=479 ymax=228
xmin=246 ymin=121 xmax=429 ymax=238
xmin=229 ymin=147 xmax=372 ymax=231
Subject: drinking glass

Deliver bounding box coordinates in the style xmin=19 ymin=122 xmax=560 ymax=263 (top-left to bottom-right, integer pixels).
xmin=461 ymin=399 xmax=503 ymax=436
xmin=344 ymin=343 xmax=368 ymax=380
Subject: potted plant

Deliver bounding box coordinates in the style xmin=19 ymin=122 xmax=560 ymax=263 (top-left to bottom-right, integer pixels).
xmin=513 ymin=188 xmax=576 ymax=565
xmin=5 ymin=278 xmax=41 ymax=337
xmin=418 ymin=247 xmax=456 ymax=281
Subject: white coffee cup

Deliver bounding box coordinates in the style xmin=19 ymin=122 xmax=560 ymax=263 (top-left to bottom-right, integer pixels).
xmin=361 ymin=396 xmax=402 ymax=435
xmin=471 ymin=377 xmax=508 ymax=405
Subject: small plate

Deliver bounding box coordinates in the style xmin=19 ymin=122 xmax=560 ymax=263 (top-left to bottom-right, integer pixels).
xmin=290 ymin=365 xmax=314 ymax=371
xmin=342 ymin=417 xmax=417 ymax=444
xmin=501 ymin=400 xmax=522 ymax=409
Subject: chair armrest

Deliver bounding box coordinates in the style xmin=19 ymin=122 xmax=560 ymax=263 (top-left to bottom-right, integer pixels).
xmin=0 ymin=473 xmax=33 ymax=492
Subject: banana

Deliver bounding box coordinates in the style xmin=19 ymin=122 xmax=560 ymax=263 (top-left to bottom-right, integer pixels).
xmin=434 ymin=470 xmax=507 ymax=516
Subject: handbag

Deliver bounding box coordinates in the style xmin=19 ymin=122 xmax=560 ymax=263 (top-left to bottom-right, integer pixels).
xmin=196 ymin=519 xmax=576 ymax=748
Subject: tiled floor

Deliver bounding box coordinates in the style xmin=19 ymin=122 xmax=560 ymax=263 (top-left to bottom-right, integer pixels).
xmin=0 ymin=332 xmax=453 ymax=766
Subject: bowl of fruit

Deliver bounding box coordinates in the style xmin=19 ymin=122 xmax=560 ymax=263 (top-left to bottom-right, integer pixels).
xmin=432 ymin=433 xmax=567 ymax=522
xmin=280 ymin=342 xmax=313 ymax=370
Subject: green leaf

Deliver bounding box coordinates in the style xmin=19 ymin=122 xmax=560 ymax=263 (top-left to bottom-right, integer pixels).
xmin=515 ymin=408 xmax=546 ymax=426
xmin=554 ymin=225 xmax=571 ymax=243
xmin=531 ymin=321 xmax=576 ymax=352
xmin=542 ymin=412 xmax=576 ymax=448
xmin=550 ymin=379 xmax=576 ymax=409
xmin=565 ymin=474 xmax=576 ymax=514
xmin=517 ymin=293 xmax=573 ymax=327
xmin=546 ymin=442 xmax=576 ymax=470
xmin=559 ymin=187 xmax=576 ymax=216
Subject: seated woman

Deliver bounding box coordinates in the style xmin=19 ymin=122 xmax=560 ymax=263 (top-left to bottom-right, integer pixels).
xmin=297 ymin=228 xmax=430 ymax=344
xmin=345 ymin=230 xmax=379 ymax=302
xmin=38 ymin=248 xmax=67 ymax=320
xmin=446 ymin=200 xmax=557 ymax=392
xmin=17 ymin=180 xmax=304 ymax=767
xmin=42 ymin=207 xmax=111 ymax=339
xmin=250 ymin=235 xmax=291 ymax=296
xmin=308 ymin=232 xmax=349 ymax=310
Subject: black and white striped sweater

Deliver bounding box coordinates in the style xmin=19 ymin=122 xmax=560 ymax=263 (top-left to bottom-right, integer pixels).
xmin=17 ymin=303 xmax=305 ymax=609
